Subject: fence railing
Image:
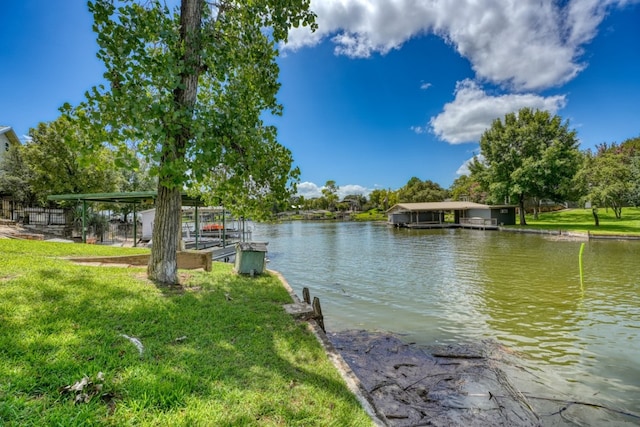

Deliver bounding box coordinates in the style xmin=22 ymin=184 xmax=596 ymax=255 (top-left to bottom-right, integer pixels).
xmin=460 ymin=217 xmax=498 ymax=226
xmin=1 ymin=206 xmax=66 ymax=225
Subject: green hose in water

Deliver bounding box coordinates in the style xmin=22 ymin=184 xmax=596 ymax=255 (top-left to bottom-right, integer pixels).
xmin=579 ymin=242 xmax=585 ymax=291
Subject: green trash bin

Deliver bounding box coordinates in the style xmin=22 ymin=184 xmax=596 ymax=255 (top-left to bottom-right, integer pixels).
xmin=234 ymin=242 xmax=268 ymax=275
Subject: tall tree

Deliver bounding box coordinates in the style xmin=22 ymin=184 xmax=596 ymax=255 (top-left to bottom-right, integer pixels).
xmin=0 ymin=143 xmax=36 ymax=207
xmin=478 ymin=108 xmax=581 ymax=225
xmin=321 ymin=180 xmax=339 ymax=211
xmin=70 ymin=0 xmax=316 ymax=284
xmin=575 ymin=143 xmax=634 ymax=220
xmin=449 ymin=174 xmax=485 ymax=203
xmin=368 ymin=188 xmax=398 ymax=211
xmin=397 ymin=177 xmax=449 ymax=203
xmin=22 ymin=117 xmax=119 ymax=204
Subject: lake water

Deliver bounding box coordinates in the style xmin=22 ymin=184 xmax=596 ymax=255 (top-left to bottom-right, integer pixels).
xmin=253 ymin=221 xmax=640 ymax=423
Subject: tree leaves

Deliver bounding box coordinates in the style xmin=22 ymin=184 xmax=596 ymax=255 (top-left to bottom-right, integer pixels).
xmin=575 ymin=140 xmax=639 ymax=219
xmin=74 ymin=0 xmax=315 ymax=216
xmin=478 ymin=108 xmax=581 ymax=224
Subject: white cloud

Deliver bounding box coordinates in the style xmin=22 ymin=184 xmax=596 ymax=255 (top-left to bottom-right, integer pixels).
xmin=286 ymin=0 xmax=627 ymax=90
xmin=420 ymin=82 xmax=432 ymax=90
xmin=456 ymin=154 xmax=485 ymax=176
xmin=338 ymin=184 xmax=371 ymax=199
xmin=296 ymin=181 xmax=322 ymax=198
xmin=295 ymin=181 xmax=374 ymax=199
xmin=410 ymin=125 xmax=427 ymax=135
xmin=428 ymin=79 xmax=567 ymax=144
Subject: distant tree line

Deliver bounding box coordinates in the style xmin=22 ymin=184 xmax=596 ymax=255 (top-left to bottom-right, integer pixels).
xmin=2 ymin=108 xmax=638 ymax=228
xmin=283 ymin=108 xmax=640 ymax=227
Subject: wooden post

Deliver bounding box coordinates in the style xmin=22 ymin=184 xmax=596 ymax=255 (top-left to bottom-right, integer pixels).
xmin=302 ymin=287 xmax=311 ymax=304
xmin=312 ymin=297 xmax=325 ymax=333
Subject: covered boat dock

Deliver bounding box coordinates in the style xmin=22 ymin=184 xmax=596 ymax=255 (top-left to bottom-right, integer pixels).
xmin=386 ymin=201 xmax=516 ymax=230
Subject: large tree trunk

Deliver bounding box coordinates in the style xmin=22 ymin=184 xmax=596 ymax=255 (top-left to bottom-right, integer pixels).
xmin=148 ymin=185 xmax=182 ymax=284
xmin=147 ymin=0 xmax=203 ymax=285
xmin=518 ymin=194 xmax=527 ymax=225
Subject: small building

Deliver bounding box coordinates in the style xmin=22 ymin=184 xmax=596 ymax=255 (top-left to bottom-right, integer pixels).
xmin=387 ymin=201 xmax=516 ymax=229
xmin=0 ymin=126 xmax=20 ymax=165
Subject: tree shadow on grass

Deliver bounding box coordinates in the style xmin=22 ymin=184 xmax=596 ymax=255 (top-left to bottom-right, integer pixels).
xmin=0 ymin=263 xmax=370 ymax=426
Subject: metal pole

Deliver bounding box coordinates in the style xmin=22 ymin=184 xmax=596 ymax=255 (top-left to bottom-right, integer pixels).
xmin=82 ymin=200 xmax=87 ymax=243
xmin=195 ymin=204 xmax=199 ymax=250
xmin=133 ymin=203 xmax=138 ymax=247
xmin=222 ymin=208 xmax=226 ymax=247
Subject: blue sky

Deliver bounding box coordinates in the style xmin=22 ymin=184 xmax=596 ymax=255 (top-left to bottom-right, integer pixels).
xmin=1 ymin=1 xmax=639 ymax=199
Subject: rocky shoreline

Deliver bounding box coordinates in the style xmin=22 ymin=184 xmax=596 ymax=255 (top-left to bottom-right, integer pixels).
xmin=327 ymin=330 xmax=541 ymax=426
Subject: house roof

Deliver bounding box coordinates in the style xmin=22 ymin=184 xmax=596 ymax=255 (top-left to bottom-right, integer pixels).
xmin=386 ymin=201 xmax=491 ymax=214
xmin=0 ymin=126 xmax=20 ymax=145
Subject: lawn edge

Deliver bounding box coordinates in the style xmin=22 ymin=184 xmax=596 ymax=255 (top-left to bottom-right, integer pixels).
xmin=269 ymin=269 xmax=387 ymax=426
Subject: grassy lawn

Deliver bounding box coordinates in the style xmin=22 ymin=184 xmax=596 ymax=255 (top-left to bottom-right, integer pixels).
xmin=351 ymin=209 xmax=386 ymax=222
xmin=0 ymin=240 xmax=372 ymax=426
xmin=509 ymin=207 xmax=640 ymax=235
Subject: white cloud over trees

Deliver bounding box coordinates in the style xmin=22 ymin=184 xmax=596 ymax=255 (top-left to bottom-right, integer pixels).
xmin=286 ymin=0 xmax=629 ymax=145
xmin=428 ymin=80 xmax=567 ymax=144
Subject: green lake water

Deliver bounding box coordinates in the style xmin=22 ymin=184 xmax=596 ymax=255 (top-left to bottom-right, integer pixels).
xmin=253 ymin=221 xmax=640 ymax=423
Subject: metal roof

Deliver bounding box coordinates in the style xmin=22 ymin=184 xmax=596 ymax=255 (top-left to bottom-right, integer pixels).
xmin=47 ymin=191 xmax=205 ymax=205
xmin=386 ymin=201 xmax=491 ymax=213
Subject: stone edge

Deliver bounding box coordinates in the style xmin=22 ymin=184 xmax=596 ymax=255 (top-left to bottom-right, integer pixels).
xmin=269 ymin=269 xmax=387 ymax=426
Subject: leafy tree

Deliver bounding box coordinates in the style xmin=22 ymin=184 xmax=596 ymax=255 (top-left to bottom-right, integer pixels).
xmin=116 ymin=156 xmax=156 ymax=221
xmin=321 ymin=180 xmax=339 ymax=211
xmin=478 ymin=108 xmax=581 ymax=225
xmin=368 ymin=188 xmax=398 ymax=211
xmin=397 ymin=177 xmax=449 ymax=203
xmin=628 ymin=155 xmax=640 ymax=207
xmin=449 ymin=174 xmax=485 ymax=203
xmin=342 ymin=194 xmax=366 ymax=211
xmin=69 ymin=0 xmax=316 ymax=284
xmin=22 ymin=117 xmax=119 ymax=204
xmin=575 ymin=143 xmax=633 ymax=220
xmin=0 ymin=143 xmax=37 ymax=207
xmin=620 ymin=136 xmax=640 ymax=207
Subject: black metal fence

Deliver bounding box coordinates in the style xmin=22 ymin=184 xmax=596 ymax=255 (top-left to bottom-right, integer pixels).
xmin=1 ymin=204 xmax=141 ymax=243
xmin=1 ymin=205 xmax=66 ymax=225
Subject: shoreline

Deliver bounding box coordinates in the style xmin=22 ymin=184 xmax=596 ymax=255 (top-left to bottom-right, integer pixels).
xmin=273 ymin=268 xmax=640 ymax=426
xmin=499 ymin=226 xmax=640 ymax=240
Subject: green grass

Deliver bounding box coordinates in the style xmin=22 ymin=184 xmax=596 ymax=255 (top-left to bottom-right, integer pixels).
xmin=508 ymin=207 xmax=640 ymax=235
xmin=0 ymin=240 xmax=372 ymax=426
xmin=351 ymin=209 xmax=386 ymax=222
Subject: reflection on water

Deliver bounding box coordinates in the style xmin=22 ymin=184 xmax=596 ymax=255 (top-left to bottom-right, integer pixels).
xmin=254 ymin=221 xmax=640 ymax=418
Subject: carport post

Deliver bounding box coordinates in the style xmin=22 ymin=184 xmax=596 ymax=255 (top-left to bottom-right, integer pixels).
xmin=133 ymin=203 xmax=137 ymax=247
xmin=222 ymin=209 xmax=226 ymax=247
xmin=82 ymin=200 xmax=87 ymax=243
xmin=195 ymin=204 xmax=199 ymax=250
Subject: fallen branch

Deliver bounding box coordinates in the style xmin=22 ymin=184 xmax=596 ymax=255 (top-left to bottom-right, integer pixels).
xmin=527 ymin=395 xmax=640 ymax=420
xmin=470 ymin=393 xmax=640 ymax=420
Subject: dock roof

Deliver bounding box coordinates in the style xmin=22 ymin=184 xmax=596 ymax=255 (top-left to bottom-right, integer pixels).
xmin=386 ymin=202 xmax=490 ymax=214
xmin=47 ymin=191 xmax=205 ymax=206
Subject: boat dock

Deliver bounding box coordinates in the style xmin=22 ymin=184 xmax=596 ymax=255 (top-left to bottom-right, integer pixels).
xmin=401 ymin=217 xmax=499 ymax=230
